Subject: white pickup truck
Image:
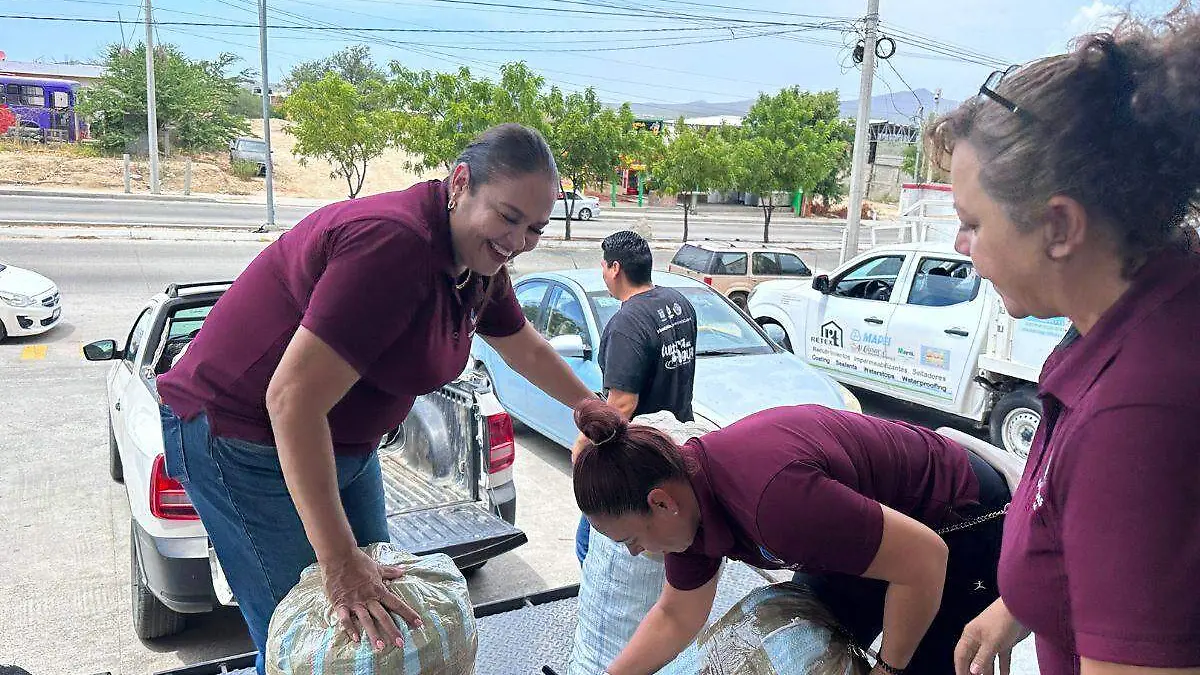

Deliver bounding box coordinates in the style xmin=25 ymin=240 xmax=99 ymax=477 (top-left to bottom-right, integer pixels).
xmin=84 ymin=281 xmax=526 ymax=640
xmin=748 ymin=242 xmax=1069 ymax=458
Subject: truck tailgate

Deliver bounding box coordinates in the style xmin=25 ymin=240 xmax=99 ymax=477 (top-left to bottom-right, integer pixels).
xmin=379 ymin=382 xmax=526 ymax=568
xmin=472 ymin=561 xmax=774 ymax=675
xmin=148 ymin=561 xmax=773 ymax=675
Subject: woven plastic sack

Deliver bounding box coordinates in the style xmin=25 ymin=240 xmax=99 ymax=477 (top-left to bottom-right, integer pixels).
xmin=568 ymin=411 xmax=719 ymax=675
xmin=660 ymin=583 xmax=870 ymax=675
xmin=265 ymin=542 xmax=477 ymax=675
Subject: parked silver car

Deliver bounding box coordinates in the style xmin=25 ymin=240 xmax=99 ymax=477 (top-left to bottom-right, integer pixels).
xmin=228 ymin=136 xmax=270 ymax=175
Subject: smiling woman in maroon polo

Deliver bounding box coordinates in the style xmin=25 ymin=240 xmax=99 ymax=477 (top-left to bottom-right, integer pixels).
xmin=155 ymin=124 xmax=596 ymax=674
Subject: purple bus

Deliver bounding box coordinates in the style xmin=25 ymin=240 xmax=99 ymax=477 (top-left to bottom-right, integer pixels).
xmin=0 ymin=74 xmax=85 ymax=142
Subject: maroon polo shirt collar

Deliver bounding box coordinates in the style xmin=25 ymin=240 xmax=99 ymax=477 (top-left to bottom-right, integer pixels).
xmin=1040 ymin=249 xmax=1200 ymax=408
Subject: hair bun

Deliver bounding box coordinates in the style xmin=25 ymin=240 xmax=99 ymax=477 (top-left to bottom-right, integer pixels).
xmin=574 ymin=398 xmax=628 ymax=446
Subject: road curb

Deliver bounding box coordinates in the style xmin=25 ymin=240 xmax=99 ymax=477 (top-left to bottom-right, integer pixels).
xmin=0 ymin=224 xmax=846 ymax=250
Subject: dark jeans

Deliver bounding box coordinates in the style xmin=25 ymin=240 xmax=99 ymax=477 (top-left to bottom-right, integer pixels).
xmin=793 ymin=451 xmax=1010 ymax=675
xmin=576 ymin=513 xmax=592 ymax=565
xmin=159 ymin=404 xmax=390 ymax=675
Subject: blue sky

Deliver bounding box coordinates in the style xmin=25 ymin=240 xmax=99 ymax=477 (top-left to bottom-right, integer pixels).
xmin=0 ymin=0 xmax=1179 ymax=107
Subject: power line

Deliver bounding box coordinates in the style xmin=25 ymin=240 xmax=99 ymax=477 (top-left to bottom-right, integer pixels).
xmin=0 ymin=13 xmax=796 ymax=33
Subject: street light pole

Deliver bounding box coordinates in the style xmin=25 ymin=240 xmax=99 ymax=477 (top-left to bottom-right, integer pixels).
xmin=840 ymin=0 xmax=880 ymax=264
xmin=257 ymin=0 xmax=276 ymax=231
xmin=143 ymin=0 xmax=160 ymax=194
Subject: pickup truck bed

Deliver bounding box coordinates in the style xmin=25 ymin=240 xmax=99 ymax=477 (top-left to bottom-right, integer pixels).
xmin=148 ymin=561 xmax=775 ymax=675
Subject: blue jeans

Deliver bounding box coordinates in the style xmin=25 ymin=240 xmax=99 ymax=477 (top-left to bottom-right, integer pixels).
xmin=159 ymin=404 xmax=389 ymax=675
xmin=575 ymin=513 xmax=591 ymax=565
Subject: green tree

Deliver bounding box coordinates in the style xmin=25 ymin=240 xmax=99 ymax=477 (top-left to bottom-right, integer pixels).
xmin=79 ymin=43 xmax=250 ymax=154
xmin=653 ymin=118 xmax=732 ymax=241
xmin=544 ymin=86 xmax=637 ymax=239
xmin=387 ymin=62 xmax=547 ymax=174
xmin=281 ymin=73 xmax=392 ymax=199
xmin=735 ymin=87 xmax=849 ymax=241
xmin=284 ymin=44 xmax=388 ymax=93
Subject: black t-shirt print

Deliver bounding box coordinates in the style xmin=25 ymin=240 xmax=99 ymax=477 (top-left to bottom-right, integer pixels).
xmin=598 ymin=286 xmax=697 ymax=422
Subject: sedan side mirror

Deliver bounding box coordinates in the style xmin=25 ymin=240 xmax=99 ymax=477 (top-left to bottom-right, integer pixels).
xmin=762 ymin=323 xmax=792 ymax=353
xmin=549 ymin=333 xmax=590 ymax=360
xmin=812 ymin=275 xmax=832 ymax=294
xmin=83 ymin=339 xmax=122 ymax=361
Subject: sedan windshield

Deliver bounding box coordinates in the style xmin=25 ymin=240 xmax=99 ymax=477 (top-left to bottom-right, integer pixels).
xmin=587 ymin=286 xmax=774 ymax=357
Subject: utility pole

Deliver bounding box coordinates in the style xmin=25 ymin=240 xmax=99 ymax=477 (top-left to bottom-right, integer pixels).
xmin=840 ymin=0 xmax=880 ymax=265
xmin=143 ymin=0 xmax=160 ymax=194
xmin=913 ymin=104 xmax=925 ymax=185
xmin=257 ymin=0 xmax=277 ymax=231
xmin=926 ymin=87 xmax=942 ymax=182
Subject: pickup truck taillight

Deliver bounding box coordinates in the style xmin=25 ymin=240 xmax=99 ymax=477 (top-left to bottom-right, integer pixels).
xmin=150 ymin=454 xmax=200 ymax=520
xmin=703 ymin=276 xmax=713 ymax=285
xmin=486 ymin=412 xmax=516 ymax=474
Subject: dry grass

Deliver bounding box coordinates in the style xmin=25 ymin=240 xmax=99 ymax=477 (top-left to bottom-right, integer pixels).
xmin=0 ymin=118 xmax=430 ymax=199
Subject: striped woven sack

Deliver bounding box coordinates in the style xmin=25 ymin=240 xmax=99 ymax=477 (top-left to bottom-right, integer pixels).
xmin=265 ymin=542 xmax=476 ymax=675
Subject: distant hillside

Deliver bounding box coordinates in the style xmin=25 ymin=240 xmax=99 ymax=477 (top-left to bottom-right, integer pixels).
xmin=627 ymin=88 xmax=960 ymax=126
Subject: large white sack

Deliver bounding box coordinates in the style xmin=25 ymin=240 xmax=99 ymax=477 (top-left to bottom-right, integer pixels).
xmin=568 ymin=411 xmax=718 ymax=675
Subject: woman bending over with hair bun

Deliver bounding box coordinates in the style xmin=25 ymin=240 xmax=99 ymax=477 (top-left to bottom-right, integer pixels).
xmin=571 ymin=398 xmax=1010 ymax=675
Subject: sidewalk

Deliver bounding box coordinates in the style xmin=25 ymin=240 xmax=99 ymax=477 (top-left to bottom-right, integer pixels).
xmin=0 ymin=185 xmax=841 ymax=224
xmin=0 ymin=222 xmax=847 ymax=250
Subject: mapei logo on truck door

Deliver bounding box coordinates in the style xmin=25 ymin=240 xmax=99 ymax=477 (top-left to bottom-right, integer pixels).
xmin=811 ymin=321 xmax=844 ymax=348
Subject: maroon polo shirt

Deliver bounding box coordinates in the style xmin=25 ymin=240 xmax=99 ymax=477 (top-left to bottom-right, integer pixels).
xmin=998 ymin=249 xmax=1200 ymax=675
xmin=664 ymin=405 xmax=980 ymax=591
xmin=157 ymin=179 xmax=525 ymax=455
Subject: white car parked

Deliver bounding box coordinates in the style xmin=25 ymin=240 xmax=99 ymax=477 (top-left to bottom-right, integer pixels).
xmin=551 ymin=190 xmax=601 ymax=221
xmin=0 ymin=262 xmax=62 ymax=340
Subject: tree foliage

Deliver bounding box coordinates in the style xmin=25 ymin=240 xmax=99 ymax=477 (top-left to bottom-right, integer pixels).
xmin=79 ymin=43 xmax=250 ymax=154
xmin=653 ymin=118 xmax=733 ymax=241
xmin=386 ymin=62 xmax=548 ymax=173
xmin=736 ymin=87 xmax=851 ymax=241
xmin=281 ymin=74 xmax=391 ymax=199
xmin=543 ymin=87 xmax=638 ymax=238
xmin=284 ymin=44 xmax=388 ymax=93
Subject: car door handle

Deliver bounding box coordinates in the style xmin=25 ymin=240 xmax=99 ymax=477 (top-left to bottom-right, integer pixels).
xmin=944 ymin=328 xmax=970 ymax=337
xmin=115 ymin=401 xmax=122 ymax=411
xmin=864 ymin=317 xmax=884 ymax=325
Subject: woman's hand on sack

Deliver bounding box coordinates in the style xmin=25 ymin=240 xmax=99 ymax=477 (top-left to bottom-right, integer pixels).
xmin=321 ymin=547 xmax=423 ymax=652
xmin=954 ymin=599 xmax=1031 ymax=675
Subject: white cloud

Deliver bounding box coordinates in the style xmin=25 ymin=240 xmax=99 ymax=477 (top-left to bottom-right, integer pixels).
xmin=1067 ymin=1 xmax=1123 ymax=36
xmin=1040 ymin=1 xmax=1122 ymax=56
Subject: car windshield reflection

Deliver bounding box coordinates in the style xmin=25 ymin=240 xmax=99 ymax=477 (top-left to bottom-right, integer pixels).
xmin=587 ymin=287 xmax=774 ymax=357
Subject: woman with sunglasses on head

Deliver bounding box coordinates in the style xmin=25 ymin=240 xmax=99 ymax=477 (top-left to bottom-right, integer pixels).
xmin=929 ymin=6 xmax=1200 ymax=675
xmin=571 ymin=400 xmax=1012 ymax=675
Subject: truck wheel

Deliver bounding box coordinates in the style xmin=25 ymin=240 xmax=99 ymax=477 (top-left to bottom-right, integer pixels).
xmin=109 ymin=417 xmax=124 ymax=484
xmin=131 ymin=523 xmax=187 ymax=640
xmin=730 ymin=292 xmax=748 ymax=310
xmin=989 ymin=387 xmax=1042 ymax=460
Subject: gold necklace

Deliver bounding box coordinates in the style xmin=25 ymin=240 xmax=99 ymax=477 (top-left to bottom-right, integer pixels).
xmin=454 ymin=270 xmax=472 ymax=290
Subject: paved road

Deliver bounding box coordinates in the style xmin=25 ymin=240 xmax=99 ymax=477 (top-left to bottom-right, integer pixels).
xmin=0 ymin=239 xmax=1034 ymax=675
xmin=0 ymin=192 xmax=906 ymax=246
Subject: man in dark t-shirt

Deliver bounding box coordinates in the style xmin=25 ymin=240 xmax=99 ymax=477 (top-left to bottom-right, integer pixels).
xmin=573 ymin=230 xmax=697 ymax=563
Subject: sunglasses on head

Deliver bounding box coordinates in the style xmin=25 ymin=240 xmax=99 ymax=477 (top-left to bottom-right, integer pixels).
xmin=978 ymin=64 xmax=1036 ymax=122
